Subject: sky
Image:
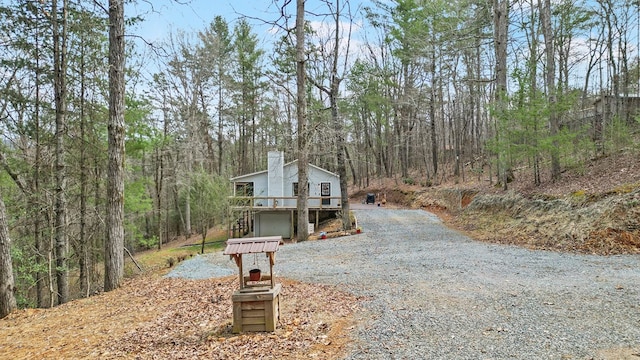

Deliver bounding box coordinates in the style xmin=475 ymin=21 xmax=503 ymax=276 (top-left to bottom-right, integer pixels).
xmin=130 ymin=1 xmax=276 ymax=43
xmin=129 ymin=0 xmax=370 ymax=49
xmin=126 ymin=0 xmax=372 ymax=82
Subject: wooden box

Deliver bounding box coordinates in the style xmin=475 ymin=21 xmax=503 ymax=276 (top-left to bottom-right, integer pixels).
xmin=232 ymin=283 xmax=281 ymax=333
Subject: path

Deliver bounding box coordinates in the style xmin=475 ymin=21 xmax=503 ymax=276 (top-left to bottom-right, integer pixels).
xmin=202 ymin=208 xmax=640 ymax=359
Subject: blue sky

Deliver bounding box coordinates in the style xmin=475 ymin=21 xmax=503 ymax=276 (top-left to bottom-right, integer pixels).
xmin=127 ymin=0 xmax=372 ymax=82
xmin=129 ymin=0 xmax=370 ymax=47
xmin=130 ymin=1 xmax=276 ymax=43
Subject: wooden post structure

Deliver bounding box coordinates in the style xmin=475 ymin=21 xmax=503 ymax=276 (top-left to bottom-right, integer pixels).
xmin=224 ymin=236 xmax=281 ymax=333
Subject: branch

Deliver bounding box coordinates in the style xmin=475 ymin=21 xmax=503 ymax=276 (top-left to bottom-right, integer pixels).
xmin=124 ymin=34 xmax=169 ymax=57
xmin=263 ymin=72 xmax=296 ymax=99
xmin=238 ymin=1 xmax=293 ymax=35
xmin=90 ymin=0 xmax=107 ymax=14
xmin=308 ymin=75 xmax=330 ymax=96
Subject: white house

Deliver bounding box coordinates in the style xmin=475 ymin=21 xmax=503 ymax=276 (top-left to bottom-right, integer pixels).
xmin=229 ymin=151 xmax=341 ymax=239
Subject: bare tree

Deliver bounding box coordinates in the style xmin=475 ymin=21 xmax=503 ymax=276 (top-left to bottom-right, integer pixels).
xmin=309 ymin=0 xmax=353 ymax=231
xmin=296 ymin=0 xmax=309 ymax=241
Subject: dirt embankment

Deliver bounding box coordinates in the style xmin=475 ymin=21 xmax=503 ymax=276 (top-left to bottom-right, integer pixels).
xmin=445 ymin=188 xmax=640 ymax=254
xmin=351 ymin=152 xmax=640 ymax=255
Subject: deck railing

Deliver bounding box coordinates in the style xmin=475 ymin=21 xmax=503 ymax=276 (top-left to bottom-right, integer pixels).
xmin=228 ymin=196 xmax=342 ymax=210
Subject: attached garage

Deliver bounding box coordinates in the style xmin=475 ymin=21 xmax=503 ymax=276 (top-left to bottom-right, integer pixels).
xmin=254 ymin=211 xmax=291 ymax=238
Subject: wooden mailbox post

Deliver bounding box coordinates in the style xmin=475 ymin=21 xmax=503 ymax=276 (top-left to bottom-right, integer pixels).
xmin=223 ymin=236 xmax=281 ymax=333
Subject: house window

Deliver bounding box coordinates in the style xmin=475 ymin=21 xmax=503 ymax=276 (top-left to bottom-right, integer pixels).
xmin=235 ymin=183 xmax=254 ymax=206
xmin=293 ymin=182 xmax=309 ymax=196
xmin=321 ymin=182 xmax=331 ymax=205
xmin=235 ymin=182 xmax=254 ymax=196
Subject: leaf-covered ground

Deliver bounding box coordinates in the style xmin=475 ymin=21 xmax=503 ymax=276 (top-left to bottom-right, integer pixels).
xmin=0 ymin=274 xmax=360 ymax=359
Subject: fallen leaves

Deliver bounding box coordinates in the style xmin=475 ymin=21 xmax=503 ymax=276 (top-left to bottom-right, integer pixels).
xmin=585 ymin=228 xmax=640 ymax=254
xmin=0 ymin=274 xmax=360 ymax=360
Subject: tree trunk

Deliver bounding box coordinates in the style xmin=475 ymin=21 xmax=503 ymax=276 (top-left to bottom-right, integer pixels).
xmin=155 ymin=144 xmax=163 ymax=250
xmin=296 ymin=0 xmax=309 ymax=241
xmin=0 ymin=193 xmax=17 ymax=319
xmin=541 ymin=0 xmax=560 ymax=181
xmin=105 ymin=0 xmax=125 ymax=292
xmin=494 ymin=0 xmax=509 ymax=190
xmin=79 ymin=36 xmax=90 ymax=298
xmin=399 ymin=63 xmax=410 ymax=179
xmin=429 ymin=67 xmax=438 ymax=180
xmin=344 ymin=146 xmax=358 ymax=187
xmin=217 ymin=67 xmax=224 ymax=175
xmin=156 ymin=89 xmax=171 ymax=250
xmin=332 ymin=83 xmax=350 ymax=231
xmin=527 ymin=0 xmax=541 ymax=187
xmin=185 ymin=151 xmax=192 ymax=237
xmin=33 ymin=20 xmax=46 ymax=307
xmin=52 ymin=0 xmax=69 ymax=305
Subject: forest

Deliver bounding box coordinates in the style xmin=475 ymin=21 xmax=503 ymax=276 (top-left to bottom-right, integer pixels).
xmin=0 ymin=0 xmax=639 ymax=314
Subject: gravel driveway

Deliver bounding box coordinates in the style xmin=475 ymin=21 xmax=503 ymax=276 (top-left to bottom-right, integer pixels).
xmin=172 ymin=208 xmax=640 ymax=359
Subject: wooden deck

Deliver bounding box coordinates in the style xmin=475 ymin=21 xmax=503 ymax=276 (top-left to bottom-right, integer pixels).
xmin=229 ymin=196 xmax=342 ymax=211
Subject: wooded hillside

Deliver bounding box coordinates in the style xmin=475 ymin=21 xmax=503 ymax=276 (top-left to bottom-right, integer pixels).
xmin=0 ymin=0 xmax=639 ymax=311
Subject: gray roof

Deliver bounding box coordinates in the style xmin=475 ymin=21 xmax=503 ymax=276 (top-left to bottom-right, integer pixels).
xmin=229 ymin=160 xmax=339 ymax=182
xmin=223 ymin=236 xmax=281 ymax=255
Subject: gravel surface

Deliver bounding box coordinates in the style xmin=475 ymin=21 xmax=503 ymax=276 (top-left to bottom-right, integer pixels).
xmin=165 ymin=254 xmax=234 ymax=279
xmin=169 ymin=208 xmax=640 ymax=359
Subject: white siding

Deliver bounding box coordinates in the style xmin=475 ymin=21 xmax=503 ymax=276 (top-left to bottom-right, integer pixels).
xmin=267 ymin=151 xmax=284 ymax=207
xmin=235 ymin=173 xmax=268 ymax=207
xmin=283 ymin=164 xmax=341 ymax=207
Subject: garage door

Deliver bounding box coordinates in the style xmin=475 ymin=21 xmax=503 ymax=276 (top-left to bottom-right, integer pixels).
xmin=256 ymin=212 xmax=291 ymax=238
